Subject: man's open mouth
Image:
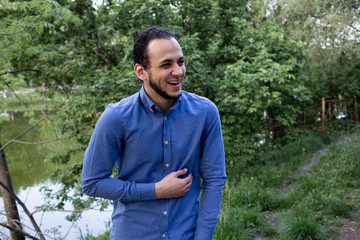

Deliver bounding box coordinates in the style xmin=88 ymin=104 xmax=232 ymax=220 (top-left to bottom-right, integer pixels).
xmin=168 ymin=81 xmax=180 ymax=86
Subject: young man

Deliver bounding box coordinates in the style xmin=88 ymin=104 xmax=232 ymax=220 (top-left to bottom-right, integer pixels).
xmin=81 ymin=27 xmax=227 ymax=240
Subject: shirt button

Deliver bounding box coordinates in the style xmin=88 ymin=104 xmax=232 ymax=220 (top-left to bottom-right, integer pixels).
xmin=164 ymin=141 xmax=169 ymax=144
xmin=162 ymin=234 xmax=166 ymax=238
xmin=164 ymin=117 xmax=167 ymax=120
xmin=163 ymin=211 xmax=167 ymax=215
xmin=165 ymin=164 xmax=169 ymax=168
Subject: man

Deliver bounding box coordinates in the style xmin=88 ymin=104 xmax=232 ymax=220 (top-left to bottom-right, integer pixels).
xmin=81 ymin=27 xmax=227 ymax=240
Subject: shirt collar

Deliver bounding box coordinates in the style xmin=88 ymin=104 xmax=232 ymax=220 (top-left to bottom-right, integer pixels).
xmin=139 ymin=85 xmax=182 ymax=113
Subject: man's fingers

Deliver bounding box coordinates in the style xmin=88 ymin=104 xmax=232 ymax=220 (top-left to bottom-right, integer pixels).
xmin=183 ymin=173 xmax=193 ymax=188
xmin=173 ymin=168 xmax=188 ymax=177
xmin=184 ymin=173 xmax=193 ymax=182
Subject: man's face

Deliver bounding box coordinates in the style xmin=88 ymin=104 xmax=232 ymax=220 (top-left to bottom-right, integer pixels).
xmin=143 ymin=37 xmax=186 ymax=103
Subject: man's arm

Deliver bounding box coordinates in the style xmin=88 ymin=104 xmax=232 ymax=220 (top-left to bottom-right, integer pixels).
xmin=81 ymin=107 xmax=156 ymax=202
xmin=195 ymin=102 xmax=227 ymax=240
xmin=81 ymin=106 xmax=193 ymax=202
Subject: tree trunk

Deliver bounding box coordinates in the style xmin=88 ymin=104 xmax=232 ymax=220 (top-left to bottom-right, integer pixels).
xmin=0 ymin=143 xmax=25 ymax=240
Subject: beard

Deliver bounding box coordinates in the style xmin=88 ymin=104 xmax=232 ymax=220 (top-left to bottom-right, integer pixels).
xmin=148 ymin=71 xmax=182 ymax=100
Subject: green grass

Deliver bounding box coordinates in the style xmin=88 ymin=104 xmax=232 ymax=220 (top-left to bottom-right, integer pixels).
xmin=214 ymin=123 xmax=360 ymax=240
xmin=277 ymin=206 xmax=333 ymax=240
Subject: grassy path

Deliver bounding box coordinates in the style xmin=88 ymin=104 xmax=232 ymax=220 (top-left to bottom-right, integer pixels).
xmin=215 ymin=131 xmax=360 ymax=240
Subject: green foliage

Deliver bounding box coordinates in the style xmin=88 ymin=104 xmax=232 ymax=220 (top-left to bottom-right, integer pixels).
xmin=214 ymin=206 xmax=263 ymax=240
xmin=278 ymin=206 xmax=332 ymax=240
xmin=325 ymin=198 xmax=356 ymax=218
xmin=214 ymin=22 xmax=312 ymax=164
xmin=254 ymin=0 xmax=360 ymax=100
xmin=256 ymin=134 xmax=325 ymax=166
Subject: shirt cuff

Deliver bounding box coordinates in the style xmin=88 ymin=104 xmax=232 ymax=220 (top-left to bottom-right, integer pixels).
xmin=136 ymin=182 xmax=156 ymax=201
xmin=194 ymin=226 xmax=215 ymax=240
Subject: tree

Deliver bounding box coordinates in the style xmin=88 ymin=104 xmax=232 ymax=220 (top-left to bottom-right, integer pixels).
xmin=0 ymin=143 xmax=25 ymax=240
xmin=253 ymin=0 xmax=360 ymax=100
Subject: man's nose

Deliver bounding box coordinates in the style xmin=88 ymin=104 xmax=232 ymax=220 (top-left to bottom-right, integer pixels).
xmin=171 ymin=64 xmax=184 ymax=77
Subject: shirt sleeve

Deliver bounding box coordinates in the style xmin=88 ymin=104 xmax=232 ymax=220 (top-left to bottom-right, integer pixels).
xmin=81 ymin=106 xmax=156 ymax=202
xmin=195 ymin=102 xmax=227 ymax=239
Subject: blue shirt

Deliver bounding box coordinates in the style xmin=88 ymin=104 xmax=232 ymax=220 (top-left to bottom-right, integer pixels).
xmin=82 ymin=87 xmax=227 ymax=240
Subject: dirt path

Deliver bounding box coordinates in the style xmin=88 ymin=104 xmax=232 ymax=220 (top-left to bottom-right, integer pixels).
xmin=279 ymin=134 xmax=360 ymax=239
xmin=338 ymin=211 xmax=360 ymax=240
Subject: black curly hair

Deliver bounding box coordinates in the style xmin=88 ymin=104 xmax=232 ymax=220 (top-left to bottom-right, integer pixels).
xmin=132 ymin=27 xmax=176 ymax=70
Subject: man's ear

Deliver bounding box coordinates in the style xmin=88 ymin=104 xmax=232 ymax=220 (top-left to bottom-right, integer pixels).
xmin=134 ymin=64 xmax=147 ymax=81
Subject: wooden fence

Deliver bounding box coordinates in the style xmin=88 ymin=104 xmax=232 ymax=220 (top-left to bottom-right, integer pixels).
xmin=303 ymin=96 xmax=359 ymax=136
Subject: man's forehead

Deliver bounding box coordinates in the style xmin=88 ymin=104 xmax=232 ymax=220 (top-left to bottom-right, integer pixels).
xmin=147 ymin=38 xmax=184 ymax=61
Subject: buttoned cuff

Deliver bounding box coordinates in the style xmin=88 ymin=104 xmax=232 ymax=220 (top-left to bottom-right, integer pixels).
xmin=136 ymin=182 xmax=156 ymax=201
xmin=194 ymin=226 xmax=214 ymax=240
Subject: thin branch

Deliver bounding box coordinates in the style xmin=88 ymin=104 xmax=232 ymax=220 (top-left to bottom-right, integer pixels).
xmin=0 ymin=29 xmax=27 ymax=36
xmin=12 ymin=132 xmax=81 ymax=145
xmin=0 ymin=69 xmax=41 ymax=76
xmin=0 ymin=222 xmax=40 ymax=240
xmin=1 ymin=78 xmax=31 ymax=110
xmin=0 ymin=180 xmax=45 ymax=240
xmin=32 ymin=202 xmax=110 ymax=215
xmin=0 ymin=118 xmax=43 ymax=151
xmin=0 ymin=101 xmax=66 ymax=152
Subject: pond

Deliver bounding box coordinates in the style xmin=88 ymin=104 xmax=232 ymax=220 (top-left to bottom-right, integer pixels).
xmin=0 ymin=111 xmax=111 ymax=239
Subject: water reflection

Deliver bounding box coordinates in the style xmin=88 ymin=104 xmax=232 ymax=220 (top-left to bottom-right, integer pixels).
xmin=0 ymin=111 xmax=111 ymax=238
xmin=0 ymin=111 xmax=56 ymax=192
xmin=0 ymin=181 xmax=112 ymax=239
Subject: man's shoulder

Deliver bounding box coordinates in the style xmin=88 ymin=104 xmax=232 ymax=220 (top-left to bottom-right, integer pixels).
xmin=181 ymin=91 xmax=217 ymax=110
xmin=106 ymin=92 xmax=140 ymax=113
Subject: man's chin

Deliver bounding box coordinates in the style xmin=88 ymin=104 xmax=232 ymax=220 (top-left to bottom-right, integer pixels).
xmin=168 ymin=91 xmax=182 ymax=99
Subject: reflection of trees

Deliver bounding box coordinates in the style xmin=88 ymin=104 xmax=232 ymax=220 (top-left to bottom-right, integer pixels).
xmin=0 ymin=94 xmax=86 ymax=239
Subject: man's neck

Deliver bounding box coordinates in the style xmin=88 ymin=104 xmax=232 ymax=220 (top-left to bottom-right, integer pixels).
xmin=144 ymin=87 xmax=175 ymax=113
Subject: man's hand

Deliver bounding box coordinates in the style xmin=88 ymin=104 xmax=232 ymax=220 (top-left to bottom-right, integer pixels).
xmin=155 ymin=169 xmax=193 ymax=199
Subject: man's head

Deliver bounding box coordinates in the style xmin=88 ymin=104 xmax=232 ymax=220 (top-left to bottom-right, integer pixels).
xmin=132 ymin=27 xmax=176 ymax=70
xmin=133 ymin=27 xmax=186 ymax=111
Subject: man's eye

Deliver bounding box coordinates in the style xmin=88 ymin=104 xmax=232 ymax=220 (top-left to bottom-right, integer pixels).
xmin=178 ymin=61 xmax=185 ymax=66
xmin=161 ymin=63 xmax=171 ymax=68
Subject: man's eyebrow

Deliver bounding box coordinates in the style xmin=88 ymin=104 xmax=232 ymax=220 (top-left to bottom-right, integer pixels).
xmin=159 ymin=56 xmax=185 ymax=64
xmin=159 ymin=59 xmax=172 ymax=64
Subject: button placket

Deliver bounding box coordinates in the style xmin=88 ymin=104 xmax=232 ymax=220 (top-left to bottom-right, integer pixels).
xmin=161 ymin=114 xmax=170 ymax=239
xmin=163 ymin=114 xmax=171 ymax=174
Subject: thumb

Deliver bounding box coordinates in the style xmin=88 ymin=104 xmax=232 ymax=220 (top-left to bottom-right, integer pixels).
xmin=174 ymin=168 xmax=188 ymax=177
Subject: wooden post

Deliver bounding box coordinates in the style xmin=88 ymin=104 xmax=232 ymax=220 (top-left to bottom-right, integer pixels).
xmin=345 ymin=100 xmax=347 ymax=121
xmin=322 ymin=97 xmax=326 ymax=136
xmin=355 ymin=96 xmax=359 ymax=122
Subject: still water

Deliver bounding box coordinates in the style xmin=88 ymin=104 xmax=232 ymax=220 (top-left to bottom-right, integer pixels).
xmin=0 ymin=111 xmax=111 ymax=239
